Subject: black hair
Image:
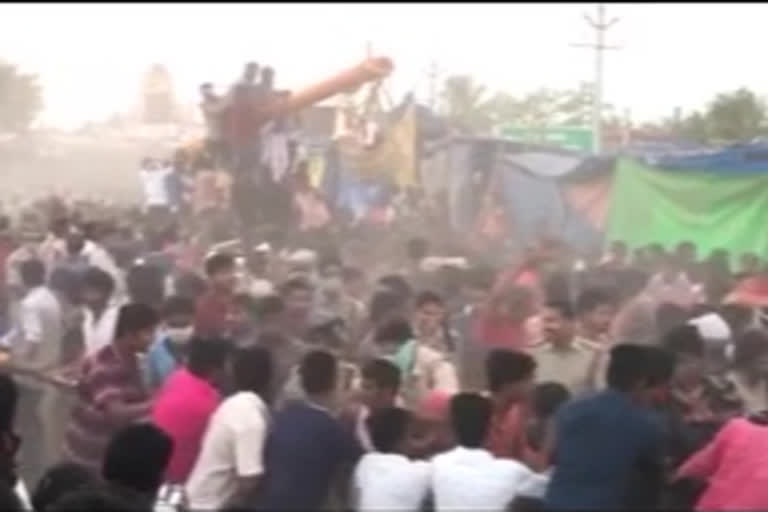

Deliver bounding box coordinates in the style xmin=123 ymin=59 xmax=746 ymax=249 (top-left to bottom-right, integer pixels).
xmin=161 ymin=295 xmax=195 ymax=318
xmin=255 ymin=295 xmax=285 ymax=319
xmin=545 ymin=300 xmax=576 ymax=320
xmin=606 ymin=344 xmax=676 ymax=392
xmin=377 ymin=275 xmax=413 ymax=301
xmin=406 ymin=238 xmax=429 ymax=262
xmin=719 ymin=303 xmax=753 ymax=337
xmin=656 ymin=302 xmax=690 ymax=337
xmin=114 ymin=303 xmax=159 ymax=339
xmin=173 ymin=271 xmax=207 ymax=301
xmin=0 ymin=374 xmax=18 ymax=433
xmin=232 ymin=345 xmax=273 ymax=397
xmin=369 ymin=290 xmax=403 ymax=324
xmin=20 ymin=259 xmax=45 ymax=288
xmin=82 ymin=267 xmax=115 ymax=296
xmin=102 ymin=423 xmax=173 ymax=495
xmin=361 ymin=359 xmax=401 ymax=394
xmin=126 ymin=263 xmax=165 ymax=307
xmin=47 ymin=487 xmax=143 ymax=512
xmin=0 ymin=483 xmax=21 ymax=512
xmin=366 ymin=407 xmax=411 ymax=453
xmin=280 ymin=276 xmax=313 ymax=296
xmin=205 ymin=253 xmax=235 ymax=277
xmin=532 ymin=382 xmax=571 ymax=420
xmin=299 ymin=350 xmax=337 ymax=395
xmin=576 ymin=288 xmax=614 ymax=315
xmin=32 ymin=462 xmax=96 ymax=512
xmin=485 ymin=349 xmax=537 ymax=393
xmin=374 ymin=318 xmax=413 ymax=346
xmin=415 ymin=290 xmax=443 ymax=309
xmin=662 ymin=325 xmax=705 ymax=358
xmin=732 ymin=329 xmax=768 ymax=369
xmin=186 ymin=338 xmax=232 ymax=378
xmin=450 ymin=392 xmax=493 ymax=448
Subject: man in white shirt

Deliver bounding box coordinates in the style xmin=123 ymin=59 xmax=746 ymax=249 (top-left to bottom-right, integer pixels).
xmin=8 ymin=259 xmax=64 ymax=485
xmin=139 ymin=158 xmax=172 ymax=210
xmin=186 ymin=346 xmax=273 ymax=510
xmin=353 ymin=407 xmax=431 ymax=512
xmin=81 ymin=268 xmax=120 ymax=356
xmin=431 ymin=393 xmax=547 ymax=512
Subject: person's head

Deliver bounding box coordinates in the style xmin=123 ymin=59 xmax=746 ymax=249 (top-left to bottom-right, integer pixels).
xmin=406 ymin=237 xmax=429 ymax=264
xmin=606 ymin=344 xmax=677 ymax=405
xmin=374 ymin=317 xmax=414 ymax=356
xmin=47 ymin=487 xmax=142 ymax=512
xmin=576 ymin=288 xmax=616 ymax=338
xmin=65 ymin=225 xmax=86 ymax=255
xmin=114 ymin=303 xmax=159 ymax=355
xmin=232 ymin=345 xmax=273 ymax=399
xmin=541 ymin=300 xmax=576 ymax=347
xmin=255 ymin=294 xmax=285 ymax=329
xmin=20 ymin=259 xmax=45 ymax=289
xmin=342 ymin=266 xmax=366 ymax=300
xmin=676 ymin=241 xmax=697 ymax=267
xmin=366 ymin=407 xmax=412 ymax=454
xmin=81 ymin=267 xmax=115 ymax=311
xmin=740 ymin=252 xmax=761 ymax=275
xmin=486 ymin=349 xmax=537 ymax=405
xmin=377 ymin=275 xmax=413 ymax=304
xmin=318 ymin=253 xmax=343 ymax=281
xmin=360 ymin=359 xmax=401 ymax=410
xmin=186 ymin=337 xmax=232 ymax=384
xmin=299 ymin=349 xmax=337 ymax=398
xmin=161 ymin=296 xmax=195 ymax=346
xmin=261 ymin=66 xmax=275 ymax=90
xmin=532 ymin=382 xmax=571 ymax=421
xmin=449 ymin=393 xmax=492 ymax=449
xmin=656 ymin=302 xmax=690 ymax=338
xmin=49 ymin=217 xmax=70 ymax=239
xmin=369 ymin=289 xmax=408 ymax=328
xmin=412 ymin=291 xmax=445 ymax=338
xmin=205 ymin=253 xmax=237 ymax=293
xmin=173 ymin=271 xmax=207 ymax=302
xmin=102 ymin=423 xmax=172 ymax=496
xmin=32 ymin=462 xmax=96 ymax=512
xmin=662 ymin=325 xmax=705 ymax=386
xmin=610 ymin=240 xmax=628 ymax=263
xmin=280 ymin=277 xmax=314 ymax=322
xmin=231 ymin=293 xmax=258 ymax=336
xmin=732 ymin=329 xmax=768 ymax=377
xmin=461 ymin=265 xmax=496 ymax=307
xmin=199 ymin=82 xmax=214 ymax=100
xmin=487 ymin=284 xmax=535 ymax=323
xmin=243 ymin=61 xmax=259 ymax=83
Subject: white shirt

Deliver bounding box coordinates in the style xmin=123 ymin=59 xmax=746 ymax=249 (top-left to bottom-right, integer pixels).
xmin=82 ymin=305 xmax=119 ymax=356
xmin=431 ymin=447 xmax=541 ymax=512
xmin=354 ymin=453 xmax=431 ymax=512
xmin=140 ymin=167 xmax=172 ymax=207
xmin=186 ymin=391 xmax=270 ymax=510
xmin=5 ymin=286 xmax=63 ymax=389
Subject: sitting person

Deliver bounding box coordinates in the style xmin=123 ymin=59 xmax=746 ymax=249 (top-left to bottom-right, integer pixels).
xmin=431 ymin=393 xmax=546 ymax=512
xmin=353 ymin=407 xmax=431 ymax=511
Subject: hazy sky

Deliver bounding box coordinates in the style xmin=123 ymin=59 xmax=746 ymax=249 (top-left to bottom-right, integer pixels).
xmin=2 ymin=2 xmax=767 ymax=129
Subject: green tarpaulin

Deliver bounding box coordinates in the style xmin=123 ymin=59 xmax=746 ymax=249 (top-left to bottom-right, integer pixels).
xmin=608 ymin=158 xmax=768 ymax=258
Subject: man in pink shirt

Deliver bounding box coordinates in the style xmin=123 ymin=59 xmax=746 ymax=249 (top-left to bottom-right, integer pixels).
xmin=152 ymin=337 xmax=232 ymax=483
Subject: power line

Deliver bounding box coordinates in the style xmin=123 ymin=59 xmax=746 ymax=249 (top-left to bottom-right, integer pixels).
xmin=570 ymin=3 xmax=621 ymax=155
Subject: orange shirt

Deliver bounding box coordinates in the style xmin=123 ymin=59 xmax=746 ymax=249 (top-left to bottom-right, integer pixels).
xmin=486 ymin=402 xmax=529 ymax=460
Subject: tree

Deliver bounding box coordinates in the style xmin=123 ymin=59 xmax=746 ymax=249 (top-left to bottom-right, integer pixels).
xmin=0 ymin=61 xmax=43 ymax=132
xmin=439 ymin=74 xmax=491 ymax=133
xmin=705 ymin=88 xmax=766 ymax=142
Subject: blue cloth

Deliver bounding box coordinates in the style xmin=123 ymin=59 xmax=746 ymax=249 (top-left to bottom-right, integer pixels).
xmin=145 ymin=336 xmax=181 ymax=392
xmin=545 ymin=389 xmax=665 ymax=510
xmin=257 ymin=402 xmax=362 ymax=510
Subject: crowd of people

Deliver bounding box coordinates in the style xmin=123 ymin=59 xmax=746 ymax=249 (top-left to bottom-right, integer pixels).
xmin=4 ymin=61 xmax=768 ymax=512
xmin=3 ymin=187 xmax=768 ymax=512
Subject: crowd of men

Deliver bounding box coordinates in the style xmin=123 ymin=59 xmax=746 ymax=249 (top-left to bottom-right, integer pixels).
xmin=2 ymin=187 xmax=768 ymax=512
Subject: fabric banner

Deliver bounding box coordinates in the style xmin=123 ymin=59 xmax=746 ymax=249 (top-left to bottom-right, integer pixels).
xmin=608 ymin=158 xmax=768 ymax=257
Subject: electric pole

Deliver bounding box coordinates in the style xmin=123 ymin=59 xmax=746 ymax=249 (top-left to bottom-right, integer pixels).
xmin=426 ymin=60 xmax=442 ymax=113
xmin=571 ymin=4 xmax=620 ymax=155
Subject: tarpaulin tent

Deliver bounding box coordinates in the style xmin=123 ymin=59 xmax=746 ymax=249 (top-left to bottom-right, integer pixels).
xmin=608 ymin=157 xmax=768 ymax=257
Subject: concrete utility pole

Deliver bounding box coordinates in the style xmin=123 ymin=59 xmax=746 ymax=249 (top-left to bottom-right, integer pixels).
xmin=571 ymin=4 xmax=620 ymax=155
